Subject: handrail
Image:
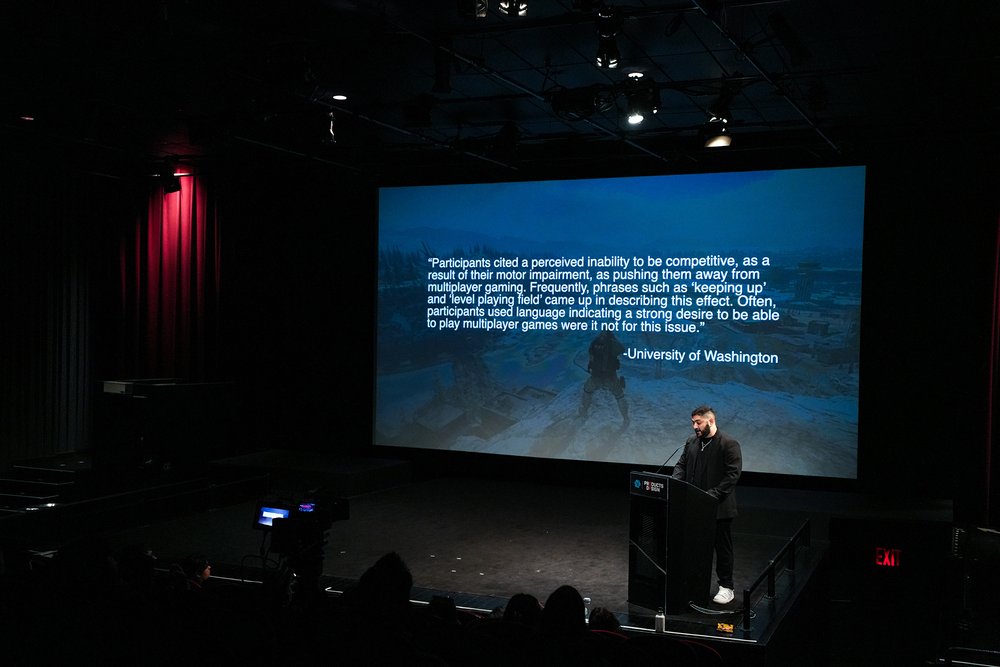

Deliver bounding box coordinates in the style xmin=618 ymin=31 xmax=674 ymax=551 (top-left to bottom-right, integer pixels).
xmin=741 ymin=519 xmax=811 ymax=632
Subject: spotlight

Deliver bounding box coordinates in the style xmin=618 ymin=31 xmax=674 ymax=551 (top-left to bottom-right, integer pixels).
xmin=702 ymin=117 xmax=731 ymax=147
xmin=595 ymin=5 xmax=622 ymax=69
xmin=326 ymin=112 xmax=337 ymax=144
xmin=623 ymin=72 xmax=659 ymax=126
xmin=159 ymin=161 xmax=181 ymax=193
xmin=596 ymin=39 xmax=619 ymax=69
xmin=703 ymin=81 xmax=736 ymax=146
xmin=500 ymin=0 xmax=527 ymax=16
xmin=707 ymin=85 xmax=736 ymax=123
xmin=459 ymin=0 xmax=488 ymax=18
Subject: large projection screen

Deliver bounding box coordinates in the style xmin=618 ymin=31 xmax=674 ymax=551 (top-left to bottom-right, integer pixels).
xmin=376 ymin=166 xmax=865 ymax=479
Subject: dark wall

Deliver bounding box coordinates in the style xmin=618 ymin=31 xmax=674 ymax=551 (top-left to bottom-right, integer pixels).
xmin=859 ymin=146 xmax=997 ymax=520
xmin=0 ymin=150 xmax=144 ymax=467
xmin=211 ymin=153 xmax=377 ymax=456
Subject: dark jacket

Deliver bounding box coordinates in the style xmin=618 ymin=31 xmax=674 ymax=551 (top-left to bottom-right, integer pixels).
xmin=671 ymin=429 xmax=742 ymax=519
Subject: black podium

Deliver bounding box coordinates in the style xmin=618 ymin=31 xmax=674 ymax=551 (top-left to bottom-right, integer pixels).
xmin=627 ymin=471 xmax=717 ymax=613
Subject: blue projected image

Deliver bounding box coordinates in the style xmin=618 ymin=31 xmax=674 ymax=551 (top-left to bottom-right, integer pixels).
xmin=375 ymin=166 xmax=865 ymax=479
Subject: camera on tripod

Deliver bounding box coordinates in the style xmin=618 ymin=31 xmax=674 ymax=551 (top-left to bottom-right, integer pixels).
xmin=252 ymin=493 xmax=349 ymax=554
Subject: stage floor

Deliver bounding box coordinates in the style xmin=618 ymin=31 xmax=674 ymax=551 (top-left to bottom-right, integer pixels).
xmin=96 ymin=460 xmax=957 ymax=664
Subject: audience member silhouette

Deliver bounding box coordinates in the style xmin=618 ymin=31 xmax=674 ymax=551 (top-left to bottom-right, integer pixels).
xmin=329 ymin=552 xmax=453 ymax=665
xmin=588 ymin=606 xmax=624 ymax=636
xmin=539 ymin=584 xmax=588 ymax=636
xmin=502 ymin=591 xmax=542 ymax=628
xmin=343 ymin=550 xmax=413 ymax=617
xmin=2 ymin=535 xmax=732 ymax=667
xmin=181 ymin=553 xmax=212 ymax=590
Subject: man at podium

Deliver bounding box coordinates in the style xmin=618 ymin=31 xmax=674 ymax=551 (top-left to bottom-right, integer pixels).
xmin=671 ymin=405 xmax=743 ymax=605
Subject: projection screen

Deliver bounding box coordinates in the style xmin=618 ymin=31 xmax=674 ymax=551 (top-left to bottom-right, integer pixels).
xmin=375 ymin=166 xmax=865 ymax=479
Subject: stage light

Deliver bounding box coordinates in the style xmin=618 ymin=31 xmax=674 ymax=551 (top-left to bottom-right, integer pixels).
xmin=159 ymin=160 xmax=181 ymax=193
xmin=459 ymin=0 xmax=488 ymax=18
xmin=707 ymin=84 xmax=735 ymax=123
xmin=702 ymin=82 xmax=736 ymax=146
xmin=595 ymin=5 xmax=622 ymax=69
xmin=623 ymin=72 xmax=659 ymax=126
xmin=326 ymin=112 xmax=337 ymax=144
xmin=702 ymin=117 xmax=731 ymax=147
xmin=500 ymin=0 xmax=527 ymax=16
xmin=596 ymin=39 xmax=619 ymax=69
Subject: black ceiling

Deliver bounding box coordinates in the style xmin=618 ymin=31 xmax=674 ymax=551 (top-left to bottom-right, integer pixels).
xmin=3 ymin=0 xmax=998 ymax=183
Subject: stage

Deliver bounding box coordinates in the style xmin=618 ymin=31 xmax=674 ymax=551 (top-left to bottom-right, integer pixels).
xmin=79 ymin=451 xmax=950 ymax=666
xmin=1 ymin=450 xmax=964 ymax=665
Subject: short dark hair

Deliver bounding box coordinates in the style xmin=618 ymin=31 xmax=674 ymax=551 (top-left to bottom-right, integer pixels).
xmin=181 ymin=554 xmax=208 ymax=578
xmin=691 ymin=405 xmax=715 ymax=418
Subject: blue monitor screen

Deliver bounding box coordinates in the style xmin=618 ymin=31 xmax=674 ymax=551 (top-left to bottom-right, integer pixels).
xmin=257 ymin=506 xmax=291 ymax=527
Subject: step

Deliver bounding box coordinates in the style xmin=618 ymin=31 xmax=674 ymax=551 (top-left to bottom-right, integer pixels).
xmin=0 ymin=477 xmax=76 ymax=494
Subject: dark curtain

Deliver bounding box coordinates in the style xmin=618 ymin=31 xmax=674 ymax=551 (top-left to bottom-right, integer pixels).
xmin=115 ymin=174 xmax=222 ymax=381
xmin=0 ymin=166 xmax=108 ymax=466
xmin=991 ymin=214 xmax=1000 ymax=527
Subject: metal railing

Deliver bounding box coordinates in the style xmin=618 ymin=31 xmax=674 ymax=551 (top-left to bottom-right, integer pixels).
xmin=741 ymin=519 xmax=812 ymax=632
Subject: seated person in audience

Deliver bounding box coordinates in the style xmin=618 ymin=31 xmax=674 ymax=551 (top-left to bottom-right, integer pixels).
xmin=502 ymin=592 xmax=542 ymax=628
xmin=588 ymin=606 xmax=624 ymax=636
xmin=181 ymin=554 xmax=212 ymax=590
xmin=538 ymin=584 xmax=587 ymax=636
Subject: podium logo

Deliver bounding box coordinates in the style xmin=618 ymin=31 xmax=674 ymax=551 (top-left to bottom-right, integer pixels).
xmin=634 ymin=479 xmax=642 ymax=489
xmin=643 ymin=480 xmax=664 ymax=494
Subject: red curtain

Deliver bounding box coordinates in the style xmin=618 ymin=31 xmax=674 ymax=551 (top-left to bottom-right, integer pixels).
xmin=118 ymin=174 xmax=221 ymax=380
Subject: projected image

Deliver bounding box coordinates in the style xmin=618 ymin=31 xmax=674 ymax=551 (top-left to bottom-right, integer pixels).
xmin=376 ymin=167 xmax=865 ymax=479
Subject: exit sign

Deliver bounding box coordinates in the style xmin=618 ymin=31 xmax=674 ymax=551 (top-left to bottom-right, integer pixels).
xmin=875 ymin=547 xmax=902 ymax=567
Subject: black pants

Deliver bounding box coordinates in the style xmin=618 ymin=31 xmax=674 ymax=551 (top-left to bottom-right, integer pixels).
xmin=715 ymin=518 xmax=735 ymax=589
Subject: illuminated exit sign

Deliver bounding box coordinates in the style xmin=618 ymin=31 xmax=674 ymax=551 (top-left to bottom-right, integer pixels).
xmin=875 ymin=547 xmax=902 ymax=567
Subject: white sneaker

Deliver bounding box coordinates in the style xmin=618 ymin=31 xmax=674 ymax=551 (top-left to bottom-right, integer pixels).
xmin=712 ymin=587 xmax=734 ymax=604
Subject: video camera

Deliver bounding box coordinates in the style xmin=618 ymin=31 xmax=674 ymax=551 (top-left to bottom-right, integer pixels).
xmin=252 ymin=493 xmax=349 ymax=549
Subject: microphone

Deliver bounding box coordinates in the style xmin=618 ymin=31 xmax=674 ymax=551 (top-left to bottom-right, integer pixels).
xmin=653 ymin=445 xmax=683 ymax=474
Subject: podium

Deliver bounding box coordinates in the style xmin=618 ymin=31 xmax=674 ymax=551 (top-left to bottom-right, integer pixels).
xmin=97 ymin=379 xmax=236 ymax=477
xmin=627 ymin=471 xmax=717 ymax=613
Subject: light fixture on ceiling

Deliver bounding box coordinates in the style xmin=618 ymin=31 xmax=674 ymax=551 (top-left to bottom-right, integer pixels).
xmin=499 ymin=1 xmax=527 ymax=16
xmin=707 ymin=84 xmax=735 ymax=122
xmin=702 ymin=117 xmax=731 ymax=147
xmin=459 ymin=0 xmax=489 ymax=18
xmin=326 ymin=112 xmax=337 ymax=144
xmin=159 ymin=159 xmax=181 ymax=193
xmin=595 ymin=5 xmax=621 ymax=69
xmin=702 ymin=82 xmax=736 ymax=146
xmin=623 ymin=72 xmax=659 ymax=126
